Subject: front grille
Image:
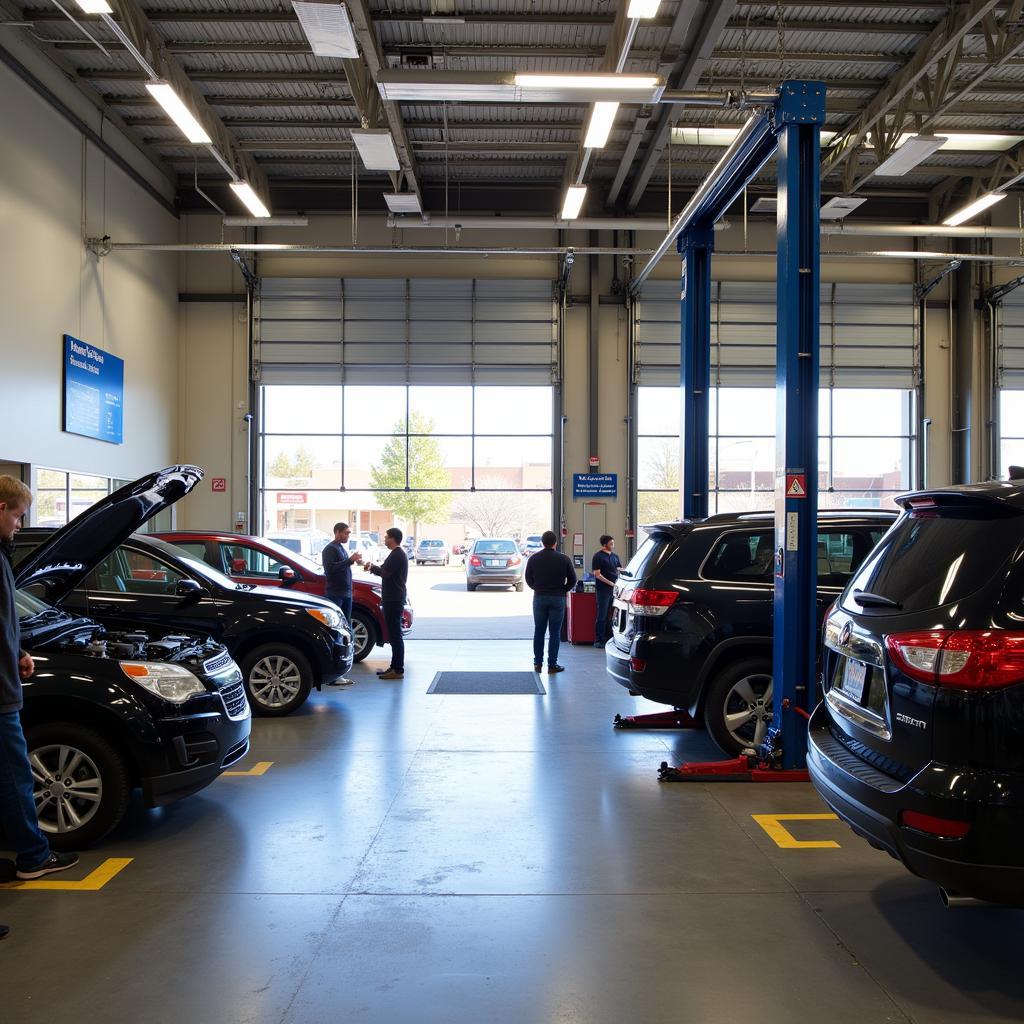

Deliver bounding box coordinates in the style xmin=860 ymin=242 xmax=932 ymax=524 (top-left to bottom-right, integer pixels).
xmin=203 ymin=651 xmax=234 ymax=675
xmin=219 ymin=680 xmax=250 ymax=720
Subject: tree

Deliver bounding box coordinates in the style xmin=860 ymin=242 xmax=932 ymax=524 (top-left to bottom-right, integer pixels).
xmin=268 ymin=446 xmax=315 ymax=484
xmin=371 ymin=411 xmax=452 ymax=536
xmin=453 ymin=475 xmax=526 ymax=537
xmin=639 ymin=438 xmax=681 ymax=524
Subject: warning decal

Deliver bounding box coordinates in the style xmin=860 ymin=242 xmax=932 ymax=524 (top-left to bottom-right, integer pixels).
xmin=785 ymin=473 xmax=807 ymax=498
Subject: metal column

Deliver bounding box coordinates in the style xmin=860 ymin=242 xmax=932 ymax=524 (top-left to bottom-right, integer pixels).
xmin=767 ymin=83 xmax=825 ymax=770
xmin=679 ymin=224 xmax=714 ymax=519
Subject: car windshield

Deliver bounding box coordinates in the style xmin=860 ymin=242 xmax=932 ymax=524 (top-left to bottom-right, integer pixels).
xmin=258 ymin=537 xmax=322 ymax=575
xmin=143 ymin=539 xmax=239 ymax=588
xmin=475 ymin=540 xmax=517 ymax=554
xmin=526 ymin=536 xmax=543 ymax=545
xmin=15 ymin=588 xmax=59 ymax=619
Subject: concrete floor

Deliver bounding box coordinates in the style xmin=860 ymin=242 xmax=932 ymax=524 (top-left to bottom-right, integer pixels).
xmin=4 ymin=638 xmax=1024 ymax=1023
xmin=407 ymin=564 xmax=534 ymax=640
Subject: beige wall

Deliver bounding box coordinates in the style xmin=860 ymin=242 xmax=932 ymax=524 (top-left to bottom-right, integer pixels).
xmin=0 ymin=43 xmax=179 ymax=502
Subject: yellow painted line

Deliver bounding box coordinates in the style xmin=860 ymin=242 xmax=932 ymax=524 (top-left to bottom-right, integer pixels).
xmin=753 ymin=813 xmax=841 ymax=849
xmin=0 ymin=857 xmax=133 ymax=892
xmin=222 ymin=760 xmax=274 ymax=777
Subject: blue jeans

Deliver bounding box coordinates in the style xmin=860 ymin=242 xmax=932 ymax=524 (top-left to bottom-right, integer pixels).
xmin=329 ymin=593 xmax=353 ymax=630
xmin=595 ymin=585 xmax=615 ymax=644
xmin=0 ymin=711 xmax=50 ymax=871
xmin=532 ymin=594 xmax=565 ymax=667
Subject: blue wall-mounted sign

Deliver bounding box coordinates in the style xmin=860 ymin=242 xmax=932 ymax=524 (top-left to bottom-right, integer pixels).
xmin=63 ymin=335 xmax=124 ymax=445
xmin=573 ymin=473 xmax=617 ymax=499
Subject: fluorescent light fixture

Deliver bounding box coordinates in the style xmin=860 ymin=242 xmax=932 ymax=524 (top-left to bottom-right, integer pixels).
xmin=350 ymin=128 xmax=401 ymax=170
xmin=584 ymin=102 xmax=619 ymax=149
xmin=672 ymin=126 xmax=836 ymax=147
xmin=383 ymin=192 xmax=422 ymax=213
xmin=627 ymin=0 xmax=660 ymax=16
xmin=514 ymin=73 xmax=661 ymax=92
xmin=873 ymin=134 xmax=944 ymax=177
xmin=229 ymin=181 xmax=271 ymax=219
xmin=223 ymin=216 xmax=308 ymax=227
xmin=291 ymin=1 xmax=359 ymax=59
xmin=895 ymin=132 xmax=1023 ymax=152
xmin=423 ymin=15 xmax=465 ymax=22
xmin=145 ymin=82 xmax=210 ymax=144
xmin=74 ymin=0 xmax=112 ymax=12
xmin=376 ymin=70 xmax=663 ymax=103
xmin=820 ymin=196 xmax=867 ymax=220
xmin=561 ymin=186 xmax=587 ymax=221
xmin=943 ymin=192 xmax=1006 ymax=227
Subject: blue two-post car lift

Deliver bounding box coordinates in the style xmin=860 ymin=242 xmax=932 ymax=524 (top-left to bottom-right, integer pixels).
xmin=618 ymin=81 xmax=826 ymax=781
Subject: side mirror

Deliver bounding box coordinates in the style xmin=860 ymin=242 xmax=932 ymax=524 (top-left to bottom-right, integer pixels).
xmin=175 ymin=578 xmax=204 ymax=599
xmin=279 ymin=566 xmax=298 ymax=586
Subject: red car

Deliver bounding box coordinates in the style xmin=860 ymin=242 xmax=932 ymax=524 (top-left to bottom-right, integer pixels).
xmin=154 ymin=531 xmax=413 ymax=663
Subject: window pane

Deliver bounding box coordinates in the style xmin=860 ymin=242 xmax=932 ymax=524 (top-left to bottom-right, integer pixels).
xmin=638 ymin=491 xmax=681 ymax=525
xmin=637 ymin=437 xmax=680 ymax=490
xmin=265 ymin=385 xmax=342 ymax=433
xmin=69 ymin=489 xmax=107 ymax=520
xmin=832 ymin=437 xmax=909 ymax=491
xmin=818 ymin=388 xmax=831 ymax=434
xmin=1001 ymin=438 xmax=1024 ymax=476
xmin=1000 ymin=391 xmax=1024 ymax=438
xmin=715 ymin=437 xmax=773 ymax=495
xmin=452 ymin=490 xmax=551 ymax=538
xmin=409 ymin=386 xmax=472 ymax=434
xmin=637 ymin=387 xmax=681 ymax=436
xmin=832 ymin=388 xmax=906 ymax=436
xmin=346 ymin=436 xmax=396 ymax=491
xmin=264 ymin=436 xmax=341 ymax=488
xmin=474 ymin=387 xmax=552 ymax=434
xmin=705 ymin=530 xmax=774 ymax=581
xmin=37 ymin=469 xmax=66 ymax=489
xmin=34 ymin=491 xmax=67 ymax=527
xmin=423 ymin=437 xmax=472 ymax=489
xmin=474 ymin=437 xmax=551 ymax=489
xmin=344 ymin=386 xmax=406 ymax=433
xmin=717 ymin=388 xmax=774 ymax=435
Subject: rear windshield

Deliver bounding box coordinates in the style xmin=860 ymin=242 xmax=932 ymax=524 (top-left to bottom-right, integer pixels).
xmin=475 ymin=540 xmax=517 ymax=554
xmin=622 ymin=531 xmax=677 ymax=580
xmin=841 ymin=506 xmax=1024 ymax=613
xmin=421 ymin=540 xmax=443 ymax=546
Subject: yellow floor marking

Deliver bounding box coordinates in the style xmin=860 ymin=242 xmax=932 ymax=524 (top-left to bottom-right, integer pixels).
xmin=0 ymin=857 xmax=133 ymax=892
xmin=222 ymin=760 xmax=274 ymax=777
xmin=753 ymin=813 xmax=841 ymax=849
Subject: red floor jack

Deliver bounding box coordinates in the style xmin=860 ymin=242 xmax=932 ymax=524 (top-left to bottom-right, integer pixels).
xmin=658 ymin=701 xmax=812 ymax=782
xmin=612 ymin=708 xmax=698 ymax=730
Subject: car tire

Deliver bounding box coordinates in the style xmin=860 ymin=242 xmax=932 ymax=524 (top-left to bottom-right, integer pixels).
xmin=704 ymin=657 xmax=774 ymax=757
xmin=514 ymin=582 xmax=524 ymax=592
xmin=242 ymin=644 xmax=313 ymax=716
xmin=25 ymin=722 xmax=131 ymax=850
xmin=350 ymin=610 xmax=378 ymax=664
xmin=466 ymin=582 xmax=476 ymax=591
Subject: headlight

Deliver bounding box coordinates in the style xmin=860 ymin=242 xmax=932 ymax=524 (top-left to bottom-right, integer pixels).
xmin=121 ymin=662 xmax=206 ymax=701
xmin=306 ymin=607 xmax=342 ymax=629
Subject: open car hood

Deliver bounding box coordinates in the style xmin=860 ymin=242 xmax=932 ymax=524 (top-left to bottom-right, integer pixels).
xmin=15 ymin=465 xmax=204 ymax=602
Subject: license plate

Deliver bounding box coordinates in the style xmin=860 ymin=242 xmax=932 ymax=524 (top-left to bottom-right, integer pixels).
xmin=840 ymin=659 xmax=867 ymax=703
xmin=487 ymin=559 xmax=501 ymax=567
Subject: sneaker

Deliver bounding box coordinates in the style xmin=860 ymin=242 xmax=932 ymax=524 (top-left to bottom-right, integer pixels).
xmin=328 ymin=677 xmax=355 ymax=687
xmin=379 ymin=669 xmax=404 ymax=680
xmin=16 ymin=851 xmax=80 ymax=880
xmin=547 ymin=664 xmax=565 ymax=673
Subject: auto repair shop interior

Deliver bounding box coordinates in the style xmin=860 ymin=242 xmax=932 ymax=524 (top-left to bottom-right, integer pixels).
xmin=3 ymin=1 xmax=1024 ymax=1022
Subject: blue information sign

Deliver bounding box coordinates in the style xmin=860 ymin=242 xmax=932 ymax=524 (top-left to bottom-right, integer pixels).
xmin=63 ymin=335 xmax=124 ymax=445
xmin=573 ymin=473 xmax=617 ymax=499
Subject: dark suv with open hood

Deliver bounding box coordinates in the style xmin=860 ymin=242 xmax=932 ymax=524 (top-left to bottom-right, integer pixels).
xmin=808 ymin=480 xmax=1024 ymax=906
xmin=13 ymin=466 xmax=251 ymax=849
xmin=605 ymin=510 xmax=896 ymax=755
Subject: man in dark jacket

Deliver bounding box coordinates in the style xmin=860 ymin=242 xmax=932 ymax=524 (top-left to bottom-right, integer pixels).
xmin=524 ymin=530 xmax=577 ymax=673
xmin=591 ymin=534 xmax=621 ymax=647
xmin=365 ymin=527 xmax=408 ymax=680
xmin=321 ymin=522 xmax=361 ymax=686
xmin=0 ymin=476 xmax=79 ymax=925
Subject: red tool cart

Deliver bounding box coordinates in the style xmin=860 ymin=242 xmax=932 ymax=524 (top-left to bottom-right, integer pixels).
xmin=566 ymin=587 xmax=596 ymax=644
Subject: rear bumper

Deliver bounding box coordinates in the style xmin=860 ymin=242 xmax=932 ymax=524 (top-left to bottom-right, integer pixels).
xmin=604 ymin=636 xmax=701 ymax=707
xmin=467 ymin=571 xmax=523 ymax=585
xmin=808 ymin=705 xmax=1024 ymax=905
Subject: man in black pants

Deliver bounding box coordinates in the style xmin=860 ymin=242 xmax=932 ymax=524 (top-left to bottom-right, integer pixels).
xmin=321 ymin=522 xmax=361 ymax=686
xmin=591 ymin=534 xmax=621 ymax=647
xmin=524 ymin=530 xmax=576 ymax=673
xmin=365 ymin=527 xmax=408 ymax=680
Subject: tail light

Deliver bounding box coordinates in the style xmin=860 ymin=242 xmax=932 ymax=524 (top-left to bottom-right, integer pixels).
xmin=629 ymin=657 xmax=647 ymax=672
xmin=885 ymin=630 xmax=1024 ymax=690
xmin=507 ymin=556 xmax=521 ymax=567
xmin=899 ymin=809 xmax=971 ymax=839
xmin=628 ymin=588 xmax=677 ymax=617
xmin=469 ymin=555 xmax=482 ymax=567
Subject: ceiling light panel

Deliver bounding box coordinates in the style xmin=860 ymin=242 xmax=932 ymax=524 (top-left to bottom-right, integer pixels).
xmin=145 ymin=82 xmax=210 ymax=144
xmin=819 ymin=196 xmax=867 ymax=220
xmin=873 ymin=134 xmax=944 ymax=176
xmin=584 ymin=103 xmax=619 ymax=149
xmin=896 ymin=132 xmax=1024 ymax=152
xmin=383 ymin=192 xmax=422 ymax=213
xmin=350 ymin=128 xmax=401 ymax=170
xmin=627 ymin=0 xmax=661 ymax=17
xmin=376 ymin=71 xmax=664 ymax=104
xmin=943 ymin=192 xmax=1006 ymax=227
xmin=74 ymin=0 xmax=112 ymax=12
xmin=561 ymin=186 xmax=587 ymax=220
xmin=292 ymin=0 xmax=359 ymax=59
xmin=230 ymin=181 xmax=271 ymax=218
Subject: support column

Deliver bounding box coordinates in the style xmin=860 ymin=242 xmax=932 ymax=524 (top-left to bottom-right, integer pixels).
xmin=769 ymin=83 xmax=824 ymax=769
xmin=679 ymin=223 xmax=714 ymax=520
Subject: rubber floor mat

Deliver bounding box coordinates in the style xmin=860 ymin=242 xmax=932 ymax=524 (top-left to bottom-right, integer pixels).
xmin=427 ymin=672 xmax=546 ymax=695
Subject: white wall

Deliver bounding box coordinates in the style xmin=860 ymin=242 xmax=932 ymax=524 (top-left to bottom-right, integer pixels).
xmin=0 ymin=49 xmax=180 ymax=491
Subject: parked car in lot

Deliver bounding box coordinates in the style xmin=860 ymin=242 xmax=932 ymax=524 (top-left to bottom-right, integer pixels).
xmin=415 ymin=539 xmax=450 ymax=565
xmin=15 ymin=528 xmax=354 ymax=718
xmin=808 ymin=481 xmax=1024 ymax=906
xmin=522 ymin=534 xmax=545 ymax=558
xmin=14 ymin=466 xmax=251 ymax=848
xmin=265 ymin=531 xmax=331 ymax=565
xmin=605 ymin=510 xmax=896 ymax=756
xmin=466 ymin=538 xmax=525 ymax=591
xmin=154 ymin=530 xmax=413 ymax=664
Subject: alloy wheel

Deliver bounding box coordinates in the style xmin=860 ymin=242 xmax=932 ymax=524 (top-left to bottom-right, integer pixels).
xmin=721 ymin=672 xmax=774 ymax=750
xmin=29 ymin=744 xmax=103 ymax=835
xmin=351 ymin=617 xmax=370 ymax=658
xmin=249 ymin=654 xmax=303 ymax=709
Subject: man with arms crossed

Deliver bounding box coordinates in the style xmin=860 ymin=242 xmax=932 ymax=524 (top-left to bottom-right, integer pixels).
xmin=0 ymin=476 xmax=79 ymax=940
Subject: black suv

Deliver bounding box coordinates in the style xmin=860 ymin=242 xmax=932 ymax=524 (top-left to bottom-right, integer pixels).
xmin=15 ymin=529 xmax=354 ymax=717
xmin=808 ymin=481 xmax=1024 ymax=906
xmin=606 ymin=510 xmax=896 ymax=755
xmin=13 ymin=467 xmax=251 ymax=849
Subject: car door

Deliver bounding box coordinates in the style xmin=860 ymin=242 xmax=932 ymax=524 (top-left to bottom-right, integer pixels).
xmin=82 ymin=543 xmax=225 ymax=640
xmin=700 ymin=528 xmax=775 ymax=638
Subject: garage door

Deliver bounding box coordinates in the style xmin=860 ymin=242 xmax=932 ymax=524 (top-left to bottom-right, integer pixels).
xmin=255 ymin=278 xmax=559 ymax=386
xmin=633 ymin=280 xmax=919 ymax=388
xmin=997 ymin=289 xmax=1024 ymax=388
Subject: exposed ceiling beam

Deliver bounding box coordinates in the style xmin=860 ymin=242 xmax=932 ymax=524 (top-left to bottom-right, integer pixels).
xmin=624 ymin=0 xmax=739 ymax=211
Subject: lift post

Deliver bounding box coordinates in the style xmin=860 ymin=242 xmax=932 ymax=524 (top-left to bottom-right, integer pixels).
xmin=621 ymin=82 xmax=826 ymax=777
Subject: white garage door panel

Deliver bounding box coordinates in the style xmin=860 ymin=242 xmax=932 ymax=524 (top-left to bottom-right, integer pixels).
xmin=635 ymin=279 xmax=918 ymax=388
xmin=998 ymin=292 xmax=1024 ymax=387
xmin=256 ymin=277 xmax=557 ymax=385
